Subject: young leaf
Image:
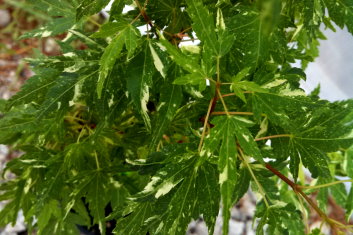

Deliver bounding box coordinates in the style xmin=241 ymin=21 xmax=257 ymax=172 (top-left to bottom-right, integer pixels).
xmin=158 ymin=35 xmax=207 ymax=86
xmin=231 ymin=68 xmax=266 ymax=103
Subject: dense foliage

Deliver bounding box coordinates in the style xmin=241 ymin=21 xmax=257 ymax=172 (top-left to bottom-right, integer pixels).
xmin=1 ymin=0 xmax=353 ymax=234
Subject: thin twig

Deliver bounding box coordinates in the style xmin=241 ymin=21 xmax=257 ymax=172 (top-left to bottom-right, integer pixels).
xmin=299 ymin=179 xmax=353 ymax=190
xmin=88 ymin=17 xmax=101 ymax=27
xmin=255 ymin=134 xmax=292 ymax=142
xmin=180 ymin=27 xmax=192 ymax=34
xmin=134 ymin=0 xmax=154 ymax=29
xmin=221 ymin=91 xmax=253 ymax=97
xmin=130 ymin=12 xmax=142 ymax=25
xmin=211 ymin=111 xmax=254 ymax=116
xmin=217 ymin=89 xmax=230 ymax=116
xmin=94 ymin=151 xmax=100 ymax=170
xmin=265 ymin=163 xmax=339 ymax=233
xmin=198 ymin=97 xmax=215 ymax=153
xmin=238 ymin=148 xmax=270 ymax=207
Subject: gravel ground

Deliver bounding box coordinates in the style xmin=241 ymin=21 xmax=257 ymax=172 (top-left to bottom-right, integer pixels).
xmin=186 ymin=192 xmax=257 ymax=235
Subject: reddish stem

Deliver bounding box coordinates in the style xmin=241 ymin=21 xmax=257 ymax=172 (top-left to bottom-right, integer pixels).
xmin=265 ymin=163 xmax=338 ymax=233
xmin=255 ymin=134 xmax=291 ymax=142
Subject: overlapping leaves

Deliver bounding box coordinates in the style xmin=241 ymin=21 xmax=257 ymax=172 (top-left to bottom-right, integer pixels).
xmin=1 ymin=0 xmax=353 ymax=235
xmin=115 ymin=154 xmax=220 ymax=235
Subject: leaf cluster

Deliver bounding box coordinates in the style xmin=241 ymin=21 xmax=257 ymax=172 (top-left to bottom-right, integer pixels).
xmin=1 ymin=0 xmax=353 ymax=234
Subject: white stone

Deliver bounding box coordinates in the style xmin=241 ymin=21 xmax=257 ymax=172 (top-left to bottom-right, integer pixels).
xmin=0 ymin=10 xmax=10 ymax=28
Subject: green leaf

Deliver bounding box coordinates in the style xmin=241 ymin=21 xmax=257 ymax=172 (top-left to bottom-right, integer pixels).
xmin=91 ymin=22 xmax=124 ymax=38
xmin=233 ymin=67 xmax=251 ymax=82
xmin=110 ymin=0 xmax=126 ymax=20
xmin=252 ymin=90 xmax=318 ymax=129
xmin=6 ymin=69 xmax=60 ymax=109
xmin=98 ymin=23 xmax=140 ymax=97
xmin=346 ymin=187 xmax=353 ymax=220
xmin=37 ymin=200 xmax=62 ymax=232
xmin=233 ymin=117 xmax=263 ymax=162
xmin=204 ymin=116 xmax=247 ymax=234
xmin=217 ymin=118 xmax=237 ymax=235
xmin=4 ymin=1 xmax=353 ymax=234
xmin=115 ymin=202 xmax=154 ymax=235
xmin=68 ymin=29 xmax=104 ymax=50
xmin=147 ymin=0 xmax=190 ymax=35
xmin=126 ymin=41 xmax=155 ymax=131
xmin=0 ymin=180 xmax=26 ymax=226
xmin=324 ymin=0 xmax=353 ymax=34
xmin=37 ymin=70 xmax=98 ymax=119
xmin=287 ymin=101 xmax=353 ymax=179
xmin=345 ymin=148 xmax=353 ymax=178
xmin=231 ymin=167 xmax=250 ymax=204
xmin=20 ymin=17 xmax=76 ymax=39
xmin=158 ymin=35 xmax=206 ymax=85
xmin=256 ymin=203 xmax=305 ymax=235
xmin=76 ymin=0 xmax=111 ymax=20
xmin=231 ymin=67 xmax=260 ymax=103
xmin=316 ymin=177 xmax=329 ymax=212
xmin=272 ymin=136 xmax=353 ymax=181
xmin=116 ymin=156 xmax=220 ymax=235
xmin=216 ymin=9 xmax=235 ymax=57
xmin=86 ymin=171 xmax=109 ymax=235
xmin=186 ymin=0 xmax=218 ymax=55
xmin=65 ymin=170 xmax=116 ymax=234
xmin=303 ymin=0 xmax=324 ymax=37
xmin=27 ymin=0 xmax=75 ymax=17
xmin=330 ymin=179 xmax=347 ymax=208
xmin=149 ymin=41 xmax=167 ymax=78
xmin=228 ymin=6 xmax=269 ymax=68
xmin=173 ymin=73 xmax=204 ymax=85
xmin=150 ymin=65 xmax=182 ymax=150
xmin=0 ymin=105 xmax=38 ymax=143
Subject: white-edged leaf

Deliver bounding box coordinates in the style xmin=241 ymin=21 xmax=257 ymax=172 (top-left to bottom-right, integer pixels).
xmin=126 ymin=41 xmax=154 ymax=131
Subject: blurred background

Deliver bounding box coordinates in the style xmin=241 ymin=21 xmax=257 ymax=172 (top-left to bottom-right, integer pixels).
xmin=0 ymin=0 xmax=353 ymax=234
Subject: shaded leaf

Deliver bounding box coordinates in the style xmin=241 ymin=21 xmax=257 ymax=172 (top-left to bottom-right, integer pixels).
xmin=126 ymin=41 xmax=155 ymax=131
xmin=150 ymin=65 xmax=182 ymax=150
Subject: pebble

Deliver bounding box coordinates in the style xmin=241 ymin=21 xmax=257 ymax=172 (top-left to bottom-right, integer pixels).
xmin=0 ymin=10 xmax=11 ymax=28
xmin=187 ymin=191 xmax=257 ymax=235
